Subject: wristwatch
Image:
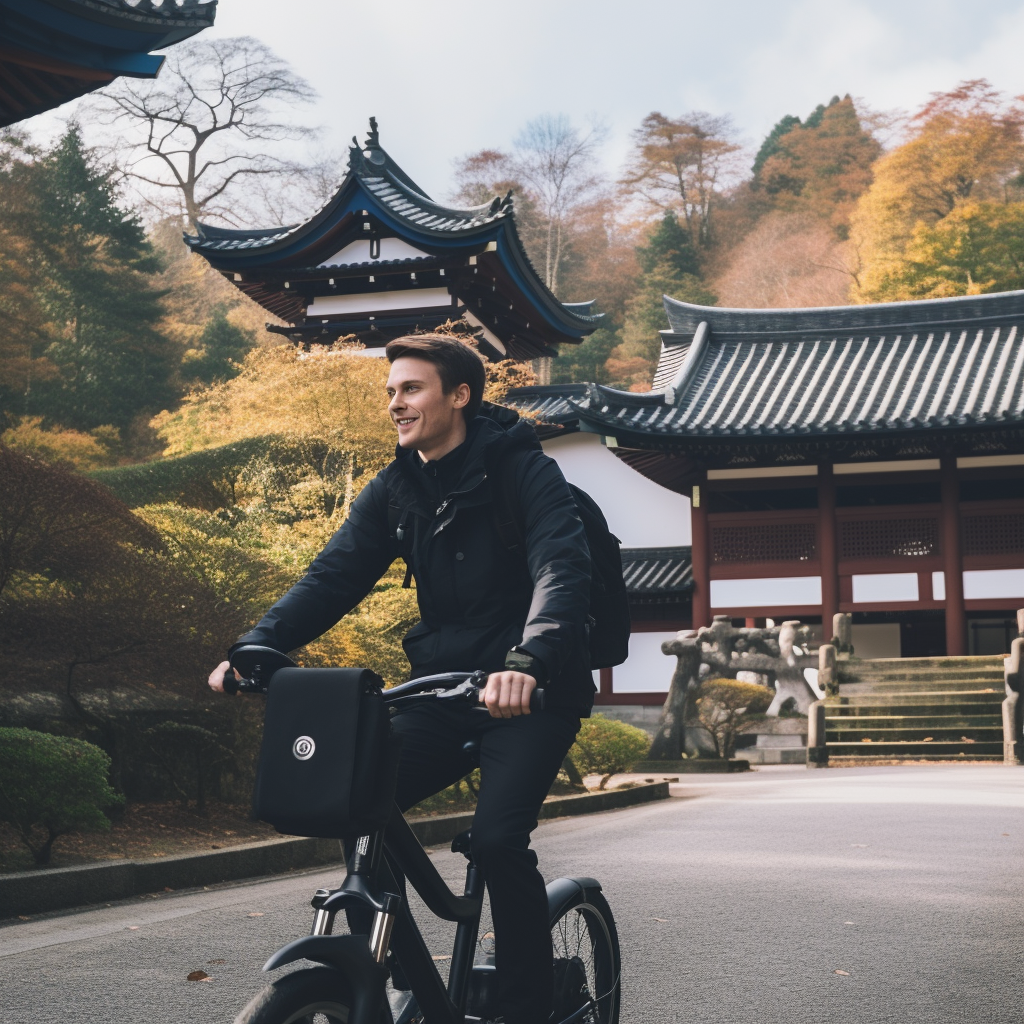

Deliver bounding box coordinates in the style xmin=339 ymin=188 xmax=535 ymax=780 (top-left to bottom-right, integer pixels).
xmin=504 ymin=645 xmax=546 ymax=684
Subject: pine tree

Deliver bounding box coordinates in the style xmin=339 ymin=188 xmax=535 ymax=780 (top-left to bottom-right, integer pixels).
xmin=635 ymin=210 xmax=700 ymax=277
xmin=181 ymin=307 xmax=255 ymax=386
xmin=19 ymin=126 xmax=177 ymax=432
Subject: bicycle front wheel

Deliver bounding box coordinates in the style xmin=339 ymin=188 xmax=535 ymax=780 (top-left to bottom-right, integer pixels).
xmin=550 ymin=886 xmax=621 ymax=1024
xmin=232 ymin=966 xmax=391 ymax=1024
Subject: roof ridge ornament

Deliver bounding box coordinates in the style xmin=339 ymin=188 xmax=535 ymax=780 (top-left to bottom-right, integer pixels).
xmin=363 ymin=116 xmax=385 ymax=166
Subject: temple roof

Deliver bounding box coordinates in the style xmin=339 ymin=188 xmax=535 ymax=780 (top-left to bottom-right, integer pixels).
xmin=184 ymin=120 xmax=601 ymax=361
xmin=576 ymin=289 xmax=1024 ymax=449
xmin=621 ymin=546 xmax=692 ymax=598
xmin=0 ymin=0 xmax=217 ymax=127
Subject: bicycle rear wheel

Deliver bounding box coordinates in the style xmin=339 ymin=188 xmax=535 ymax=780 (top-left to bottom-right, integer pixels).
xmin=549 ymin=886 xmax=620 ymax=1024
xmin=232 ymin=966 xmax=391 ymax=1024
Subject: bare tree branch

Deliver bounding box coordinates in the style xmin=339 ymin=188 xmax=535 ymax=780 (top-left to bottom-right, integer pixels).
xmin=83 ymin=36 xmax=321 ymax=230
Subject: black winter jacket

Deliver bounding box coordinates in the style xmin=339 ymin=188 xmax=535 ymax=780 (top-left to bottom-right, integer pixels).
xmin=231 ymin=404 xmax=595 ymax=713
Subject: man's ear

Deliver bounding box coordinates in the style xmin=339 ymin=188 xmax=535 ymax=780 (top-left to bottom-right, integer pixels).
xmin=452 ymin=383 xmax=471 ymax=410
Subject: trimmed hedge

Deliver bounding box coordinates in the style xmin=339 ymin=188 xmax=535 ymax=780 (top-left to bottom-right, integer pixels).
xmin=569 ymin=715 xmax=651 ymax=789
xmin=89 ymin=435 xmax=277 ymax=509
xmin=0 ymin=728 xmax=122 ymax=866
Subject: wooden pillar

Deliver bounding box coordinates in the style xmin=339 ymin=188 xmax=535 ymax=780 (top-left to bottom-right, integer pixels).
xmin=691 ymin=474 xmax=711 ymax=630
xmin=941 ymin=455 xmax=966 ymax=656
xmin=818 ymin=462 xmax=838 ymax=640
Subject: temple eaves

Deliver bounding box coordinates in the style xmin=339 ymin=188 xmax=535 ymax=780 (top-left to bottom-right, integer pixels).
xmin=184 ymin=119 xmax=602 ymax=362
xmin=0 ymin=0 xmax=218 ymax=127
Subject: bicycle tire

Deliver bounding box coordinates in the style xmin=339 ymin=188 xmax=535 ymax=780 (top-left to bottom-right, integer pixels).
xmin=232 ymin=966 xmax=392 ymax=1024
xmin=549 ymin=886 xmax=621 ymax=1024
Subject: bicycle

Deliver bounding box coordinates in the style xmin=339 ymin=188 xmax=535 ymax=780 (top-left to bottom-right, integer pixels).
xmin=222 ymin=644 xmax=621 ymax=1024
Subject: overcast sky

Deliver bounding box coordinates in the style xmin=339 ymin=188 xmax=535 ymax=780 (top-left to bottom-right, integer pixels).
xmin=27 ymin=0 xmax=1024 ymax=205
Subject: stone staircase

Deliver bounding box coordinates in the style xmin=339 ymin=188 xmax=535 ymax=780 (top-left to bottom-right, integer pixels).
xmin=824 ymin=656 xmax=1005 ymax=764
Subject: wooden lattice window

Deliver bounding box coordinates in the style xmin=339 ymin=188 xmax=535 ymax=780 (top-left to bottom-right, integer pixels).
xmin=711 ymin=523 xmax=817 ymax=563
xmin=839 ymin=517 xmax=939 ymax=559
xmin=962 ymin=514 xmax=1024 ymax=556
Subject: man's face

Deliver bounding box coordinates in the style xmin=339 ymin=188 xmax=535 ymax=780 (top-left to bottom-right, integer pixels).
xmin=386 ymin=356 xmax=469 ymax=458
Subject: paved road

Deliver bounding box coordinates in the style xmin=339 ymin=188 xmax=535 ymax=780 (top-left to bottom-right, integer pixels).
xmin=1 ymin=764 xmax=1022 ymax=1023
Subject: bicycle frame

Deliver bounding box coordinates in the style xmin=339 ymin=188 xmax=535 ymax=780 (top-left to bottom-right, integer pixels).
xmin=260 ymin=804 xmax=488 ymax=1024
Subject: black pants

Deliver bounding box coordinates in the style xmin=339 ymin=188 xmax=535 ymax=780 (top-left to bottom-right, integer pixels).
xmin=391 ymin=701 xmax=580 ymax=1024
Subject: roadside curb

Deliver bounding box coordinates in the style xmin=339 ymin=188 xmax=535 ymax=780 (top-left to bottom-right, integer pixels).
xmin=0 ymin=782 xmax=669 ymax=919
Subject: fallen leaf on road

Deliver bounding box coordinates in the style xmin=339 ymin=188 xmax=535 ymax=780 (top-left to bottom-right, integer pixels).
xmin=861 ymin=738 xmax=872 ymax=743
xmin=923 ymin=737 xmax=933 ymax=742
xmin=961 ymin=737 xmax=976 ymax=743
xmin=164 ymin=887 xmax=174 ymax=892
xmin=209 ymin=959 xmax=227 ymax=965
xmin=247 ymin=912 xmax=264 ymax=917
xmin=652 ymin=918 xmax=668 ymax=923
xmin=432 ymin=955 xmax=451 ymax=961
xmin=1003 ymin=833 xmax=1010 ymax=836
xmin=834 ymin=969 xmax=850 ymax=976
xmin=127 ymin=926 xmax=139 ymax=931
xmin=211 ymin=844 xmax=222 ymax=850
xmin=187 ymin=971 xmax=211 ymax=982
xmin=17 ymin=916 xmax=30 ymax=921
xmin=843 ymin=921 xmax=854 ymax=925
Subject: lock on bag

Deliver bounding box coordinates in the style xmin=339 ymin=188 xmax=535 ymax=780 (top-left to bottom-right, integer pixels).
xmin=252 ymin=668 xmax=398 ymax=838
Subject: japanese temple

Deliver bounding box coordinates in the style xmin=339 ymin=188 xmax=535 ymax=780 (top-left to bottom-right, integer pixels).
xmin=0 ymin=0 xmax=217 ymax=128
xmin=511 ymin=288 xmax=1024 ymax=669
xmin=185 ymin=119 xmax=602 ymax=361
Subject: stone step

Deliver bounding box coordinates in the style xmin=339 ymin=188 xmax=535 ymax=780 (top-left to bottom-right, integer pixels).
xmin=824 ymin=714 xmax=1001 ymax=730
xmin=826 ymin=726 xmax=1003 ymax=743
xmin=828 ymin=753 xmax=1004 ymax=764
xmin=841 ymin=656 xmax=1004 ymax=670
xmin=832 ymin=692 xmax=1004 ymax=708
xmin=826 ymin=740 xmax=1004 ymax=757
xmin=841 ymin=677 xmax=1004 ymax=690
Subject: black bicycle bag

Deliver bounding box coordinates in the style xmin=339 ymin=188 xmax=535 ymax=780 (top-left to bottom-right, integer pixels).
xmin=251 ymin=667 xmax=397 ymax=839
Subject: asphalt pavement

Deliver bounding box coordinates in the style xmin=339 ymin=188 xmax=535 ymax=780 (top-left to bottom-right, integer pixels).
xmin=1 ymin=764 xmax=1022 ymax=1024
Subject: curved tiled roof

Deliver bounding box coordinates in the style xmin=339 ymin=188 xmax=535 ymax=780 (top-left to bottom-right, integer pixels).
xmin=621 ymin=547 xmax=693 ymax=595
xmin=578 ymin=290 xmax=1024 ymax=441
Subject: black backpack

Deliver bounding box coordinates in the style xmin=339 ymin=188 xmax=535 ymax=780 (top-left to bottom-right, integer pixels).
xmin=491 ymin=448 xmax=630 ymax=670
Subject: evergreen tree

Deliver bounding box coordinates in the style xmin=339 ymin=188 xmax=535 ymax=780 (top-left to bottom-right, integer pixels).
xmin=635 ymin=210 xmax=700 ymax=277
xmin=19 ymin=126 xmax=177 ymax=431
xmin=752 ymin=114 xmax=801 ymax=180
xmin=181 ymin=307 xmax=255 ymax=386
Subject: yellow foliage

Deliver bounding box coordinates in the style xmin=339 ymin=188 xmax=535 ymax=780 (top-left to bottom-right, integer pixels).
xmin=850 ymin=81 xmax=1024 ymax=303
xmin=2 ymin=417 xmax=118 ymax=470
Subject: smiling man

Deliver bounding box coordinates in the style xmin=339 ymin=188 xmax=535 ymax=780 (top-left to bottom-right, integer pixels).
xmin=209 ymin=334 xmax=593 ymax=1024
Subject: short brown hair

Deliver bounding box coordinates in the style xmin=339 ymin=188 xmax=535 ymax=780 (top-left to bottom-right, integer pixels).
xmin=385 ymin=334 xmax=487 ymax=421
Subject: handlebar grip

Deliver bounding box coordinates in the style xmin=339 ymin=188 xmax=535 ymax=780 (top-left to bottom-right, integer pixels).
xmin=530 ymin=687 xmax=545 ymax=713
xmin=222 ymin=668 xmax=239 ymax=695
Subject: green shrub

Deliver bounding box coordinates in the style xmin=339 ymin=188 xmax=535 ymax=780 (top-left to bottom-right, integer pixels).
xmin=695 ymin=678 xmax=774 ymax=759
xmin=568 ymin=715 xmax=651 ymax=789
xmin=0 ymin=728 xmax=123 ymax=865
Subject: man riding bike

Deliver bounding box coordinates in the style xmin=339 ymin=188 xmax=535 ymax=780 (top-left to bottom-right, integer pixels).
xmin=209 ymin=334 xmax=593 ymax=1024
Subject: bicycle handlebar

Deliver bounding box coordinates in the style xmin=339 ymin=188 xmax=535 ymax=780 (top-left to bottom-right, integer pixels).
xmin=222 ymin=650 xmax=545 ymax=712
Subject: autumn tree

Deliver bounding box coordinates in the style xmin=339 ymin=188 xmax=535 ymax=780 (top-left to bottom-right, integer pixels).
xmin=86 ymin=36 xmax=318 ymax=229
xmin=606 ymin=211 xmax=717 ymax=390
xmin=620 ymin=111 xmax=743 ymax=248
xmin=850 ymin=80 xmax=1024 ymax=302
xmin=713 ymin=212 xmax=855 ymax=308
xmin=0 ymin=132 xmax=56 ymax=431
xmin=755 ymin=95 xmax=880 ymax=234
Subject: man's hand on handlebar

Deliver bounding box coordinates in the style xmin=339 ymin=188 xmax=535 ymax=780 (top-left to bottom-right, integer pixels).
xmin=208 ymin=660 xmax=241 ymax=694
xmin=482 ymin=671 xmax=536 ymax=719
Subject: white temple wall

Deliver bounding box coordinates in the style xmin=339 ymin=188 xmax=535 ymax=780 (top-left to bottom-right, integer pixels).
xmin=540 ymin=432 xmax=691 ymax=548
